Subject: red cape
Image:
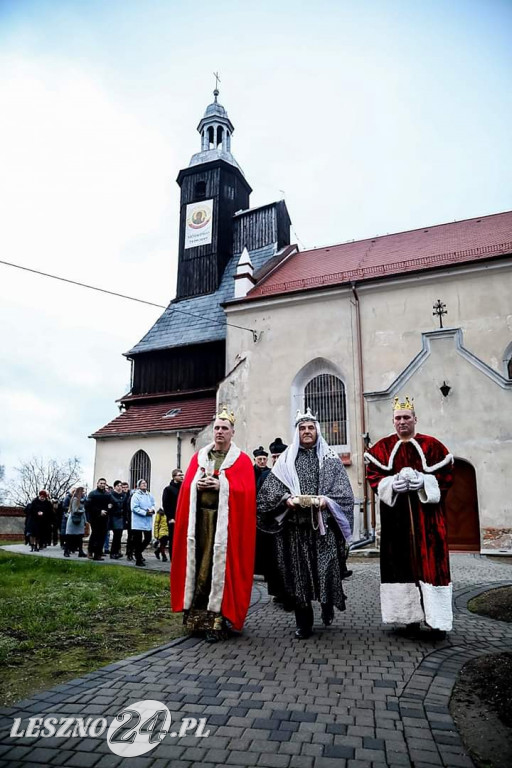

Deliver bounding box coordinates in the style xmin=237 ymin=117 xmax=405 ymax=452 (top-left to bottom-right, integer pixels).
xmin=170 ymin=447 xmax=256 ymax=631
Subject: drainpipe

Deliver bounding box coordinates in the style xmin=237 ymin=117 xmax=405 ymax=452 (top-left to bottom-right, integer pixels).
xmin=350 ymin=282 xmax=371 ymax=538
xmin=176 ymin=431 xmax=182 ymax=469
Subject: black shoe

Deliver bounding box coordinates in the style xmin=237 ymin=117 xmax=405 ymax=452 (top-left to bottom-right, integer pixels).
xmin=93 ymin=556 xmax=104 ymax=561
xmin=342 ymin=569 xmax=353 ymax=579
xmin=427 ymin=628 xmax=447 ymax=641
xmin=126 ymin=553 xmax=134 ymax=561
xmin=135 ymin=559 xmax=146 ymax=567
xmin=394 ymin=622 xmax=421 ymax=638
xmin=321 ymin=604 xmax=334 ymax=626
xmin=161 ymin=553 xmax=168 ymax=562
xmin=154 ymin=550 xmax=161 ymax=560
xmin=64 ymin=550 xmax=70 ymax=557
xmin=115 ymin=553 xmax=123 ymax=559
xmin=294 ymin=627 xmax=313 ymax=640
xmin=205 ymin=631 xmax=220 ymax=643
xmin=78 ymin=551 xmax=87 ymax=557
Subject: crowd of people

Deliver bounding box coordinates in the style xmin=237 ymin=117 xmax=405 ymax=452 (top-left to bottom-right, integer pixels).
xmin=24 ymin=470 xmax=184 ymax=568
xmin=25 ymin=396 xmax=454 ymax=644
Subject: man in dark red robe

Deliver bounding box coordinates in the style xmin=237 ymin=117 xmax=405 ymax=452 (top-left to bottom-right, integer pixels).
xmin=365 ymin=397 xmax=454 ymax=637
xmin=171 ymin=408 xmax=256 ymax=642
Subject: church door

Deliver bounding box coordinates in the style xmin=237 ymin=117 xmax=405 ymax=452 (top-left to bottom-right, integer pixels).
xmin=445 ymin=458 xmax=480 ymax=551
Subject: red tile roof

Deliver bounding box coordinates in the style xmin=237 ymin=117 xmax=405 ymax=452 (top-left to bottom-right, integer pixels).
xmin=247 ymin=211 xmax=512 ymax=299
xmin=91 ymin=396 xmax=216 ymax=438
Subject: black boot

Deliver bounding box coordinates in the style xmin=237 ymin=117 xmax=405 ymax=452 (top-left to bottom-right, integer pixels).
xmin=321 ymin=603 xmax=334 ymax=626
xmin=294 ymin=604 xmax=314 ymax=639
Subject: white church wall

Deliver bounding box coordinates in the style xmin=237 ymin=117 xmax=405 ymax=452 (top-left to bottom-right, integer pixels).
xmin=358 ymin=261 xmax=512 ymax=392
xmin=93 ymin=433 xmax=197 ymax=506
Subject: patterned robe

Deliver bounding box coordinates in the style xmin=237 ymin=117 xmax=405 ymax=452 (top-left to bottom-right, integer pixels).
xmin=365 ymin=434 xmax=454 ymax=631
xmin=257 ymin=448 xmax=354 ymax=610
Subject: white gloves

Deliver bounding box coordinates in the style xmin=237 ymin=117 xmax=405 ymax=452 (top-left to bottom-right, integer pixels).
xmin=392 ymin=476 xmax=409 ymax=493
xmin=408 ymin=473 xmax=424 ymax=490
xmin=392 ymin=468 xmax=425 ymax=493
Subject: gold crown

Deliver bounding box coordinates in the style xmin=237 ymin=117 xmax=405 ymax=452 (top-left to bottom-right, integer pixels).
xmin=216 ymin=405 xmax=236 ymax=425
xmin=393 ymin=395 xmax=414 ymax=412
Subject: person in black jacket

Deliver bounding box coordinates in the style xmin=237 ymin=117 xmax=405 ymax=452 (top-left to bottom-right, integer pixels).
xmin=109 ymin=480 xmax=128 ymax=559
xmin=27 ymin=490 xmax=53 ymax=551
xmin=161 ymin=469 xmax=183 ymax=557
xmin=85 ymin=478 xmax=113 ymax=561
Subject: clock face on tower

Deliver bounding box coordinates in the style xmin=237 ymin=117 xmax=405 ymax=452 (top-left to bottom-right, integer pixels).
xmin=184 ymin=199 xmax=213 ymax=249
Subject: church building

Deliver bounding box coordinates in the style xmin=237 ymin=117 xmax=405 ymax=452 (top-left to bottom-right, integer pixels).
xmin=92 ymin=90 xmax=512 ymax=555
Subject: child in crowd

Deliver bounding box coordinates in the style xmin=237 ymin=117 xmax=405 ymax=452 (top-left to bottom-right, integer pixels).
xmin=153 ymin=507 xmax=169 ymax=562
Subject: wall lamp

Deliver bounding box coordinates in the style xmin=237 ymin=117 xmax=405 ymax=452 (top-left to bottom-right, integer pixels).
xmin=440 ymin=381 xmax=451 ymax=398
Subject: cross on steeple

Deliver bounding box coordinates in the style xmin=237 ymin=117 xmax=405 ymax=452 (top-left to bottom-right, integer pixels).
xmin=213 ymin=71 xmax=221 ymax=99
xmin=433 ymin=299 xmax=447 ymax=329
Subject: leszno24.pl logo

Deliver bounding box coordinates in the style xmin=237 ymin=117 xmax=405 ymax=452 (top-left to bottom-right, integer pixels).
xmin=10 ymin=700 xmax=210 ymax=758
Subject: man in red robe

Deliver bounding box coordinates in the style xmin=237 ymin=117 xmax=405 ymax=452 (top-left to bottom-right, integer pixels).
xmin=170 ymin=407 xmax=256 ymax=642
xmin=365 ymin=396 xmax=454 ymax=638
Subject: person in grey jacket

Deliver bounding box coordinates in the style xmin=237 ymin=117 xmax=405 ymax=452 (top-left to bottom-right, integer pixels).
xmin=64 ymin=487 xmax=87 ymax=557
xmin=131 ymin=479 xmax=156 ymax=567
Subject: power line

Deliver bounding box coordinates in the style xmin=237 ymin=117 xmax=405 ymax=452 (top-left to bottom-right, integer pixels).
xmin=0 ymin=259 xmax=260 ymax=339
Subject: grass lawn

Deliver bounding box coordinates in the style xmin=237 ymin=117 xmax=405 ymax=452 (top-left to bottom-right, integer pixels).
xmin=0 ymin=551 xmax=185 ymax=706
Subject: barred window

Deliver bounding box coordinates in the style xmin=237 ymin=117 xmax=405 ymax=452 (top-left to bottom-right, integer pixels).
xmin=303 ymin=374 xmax=347 ymax=447
xmin=130 ymin=450 xmax=151 ymax=491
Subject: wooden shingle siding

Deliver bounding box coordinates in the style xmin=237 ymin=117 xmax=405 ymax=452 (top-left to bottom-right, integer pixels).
xmin=131 ymin=341 xmax=225 ymax=395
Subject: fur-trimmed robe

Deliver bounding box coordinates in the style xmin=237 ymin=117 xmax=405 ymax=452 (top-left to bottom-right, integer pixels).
xmin=365 ymin=434 xmax=454 ymax=631
xmin=170 ymin=442 xmax=256 ymax=631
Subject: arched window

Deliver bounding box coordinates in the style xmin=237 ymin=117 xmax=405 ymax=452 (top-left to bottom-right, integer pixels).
xmin=303 ymin=374 xmax=347 ymax=447
xmin=130 ymin=450 xmax=151 ymax=491
xmin=207 ymin=126 xmax=214 ymax=147
xmin=217 ymin=125 xmax=224 ymax=148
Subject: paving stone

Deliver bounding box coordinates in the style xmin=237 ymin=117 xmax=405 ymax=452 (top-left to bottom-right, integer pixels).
xmin=323 ymin=744 xmax=355 ymax=759
xmin=91 ymin=756 xmax=123 ymax=768
xmin=227 ymin=750 xmax=261 ymax=765
xmin=257 ymin=754 xmax=291 ymax=767
xmin=55 ymin=751 xmax=102 ymax=767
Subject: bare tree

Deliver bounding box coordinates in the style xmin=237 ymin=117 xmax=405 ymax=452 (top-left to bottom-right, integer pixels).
xmin=8 ymin=457 xmax=83 ymax=506
xmin=0 ymin=462 xmax=6 ymax=505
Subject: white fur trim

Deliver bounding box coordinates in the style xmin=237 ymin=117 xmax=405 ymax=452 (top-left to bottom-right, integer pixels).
xmin=419 ymin=581 xmax=453 ymax=631
xmin=365 ymin=439 xmax=453 ymax=473
xmin=364 ymin=440 xmax=402 ymax=472
xmin=380 ymin=582 xmax=424 ymax=624
xmin=183 ymin=464 xmax=203 ymax=610
xmin=418 ymin=473 xmax=440 ymax=504
xmin=409 ymin=440 xmax=454 ymax=473
xmin=183 ymin=442 xmax=241 ymax=614
xmin=377 ymin=476 xmax=397 ymax=507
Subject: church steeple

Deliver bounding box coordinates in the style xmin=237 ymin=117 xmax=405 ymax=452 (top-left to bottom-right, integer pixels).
xmin=175 ymin=87 xmax=252 ymax=300
xmin=188 ymin=87 xmax=243 ymax=174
